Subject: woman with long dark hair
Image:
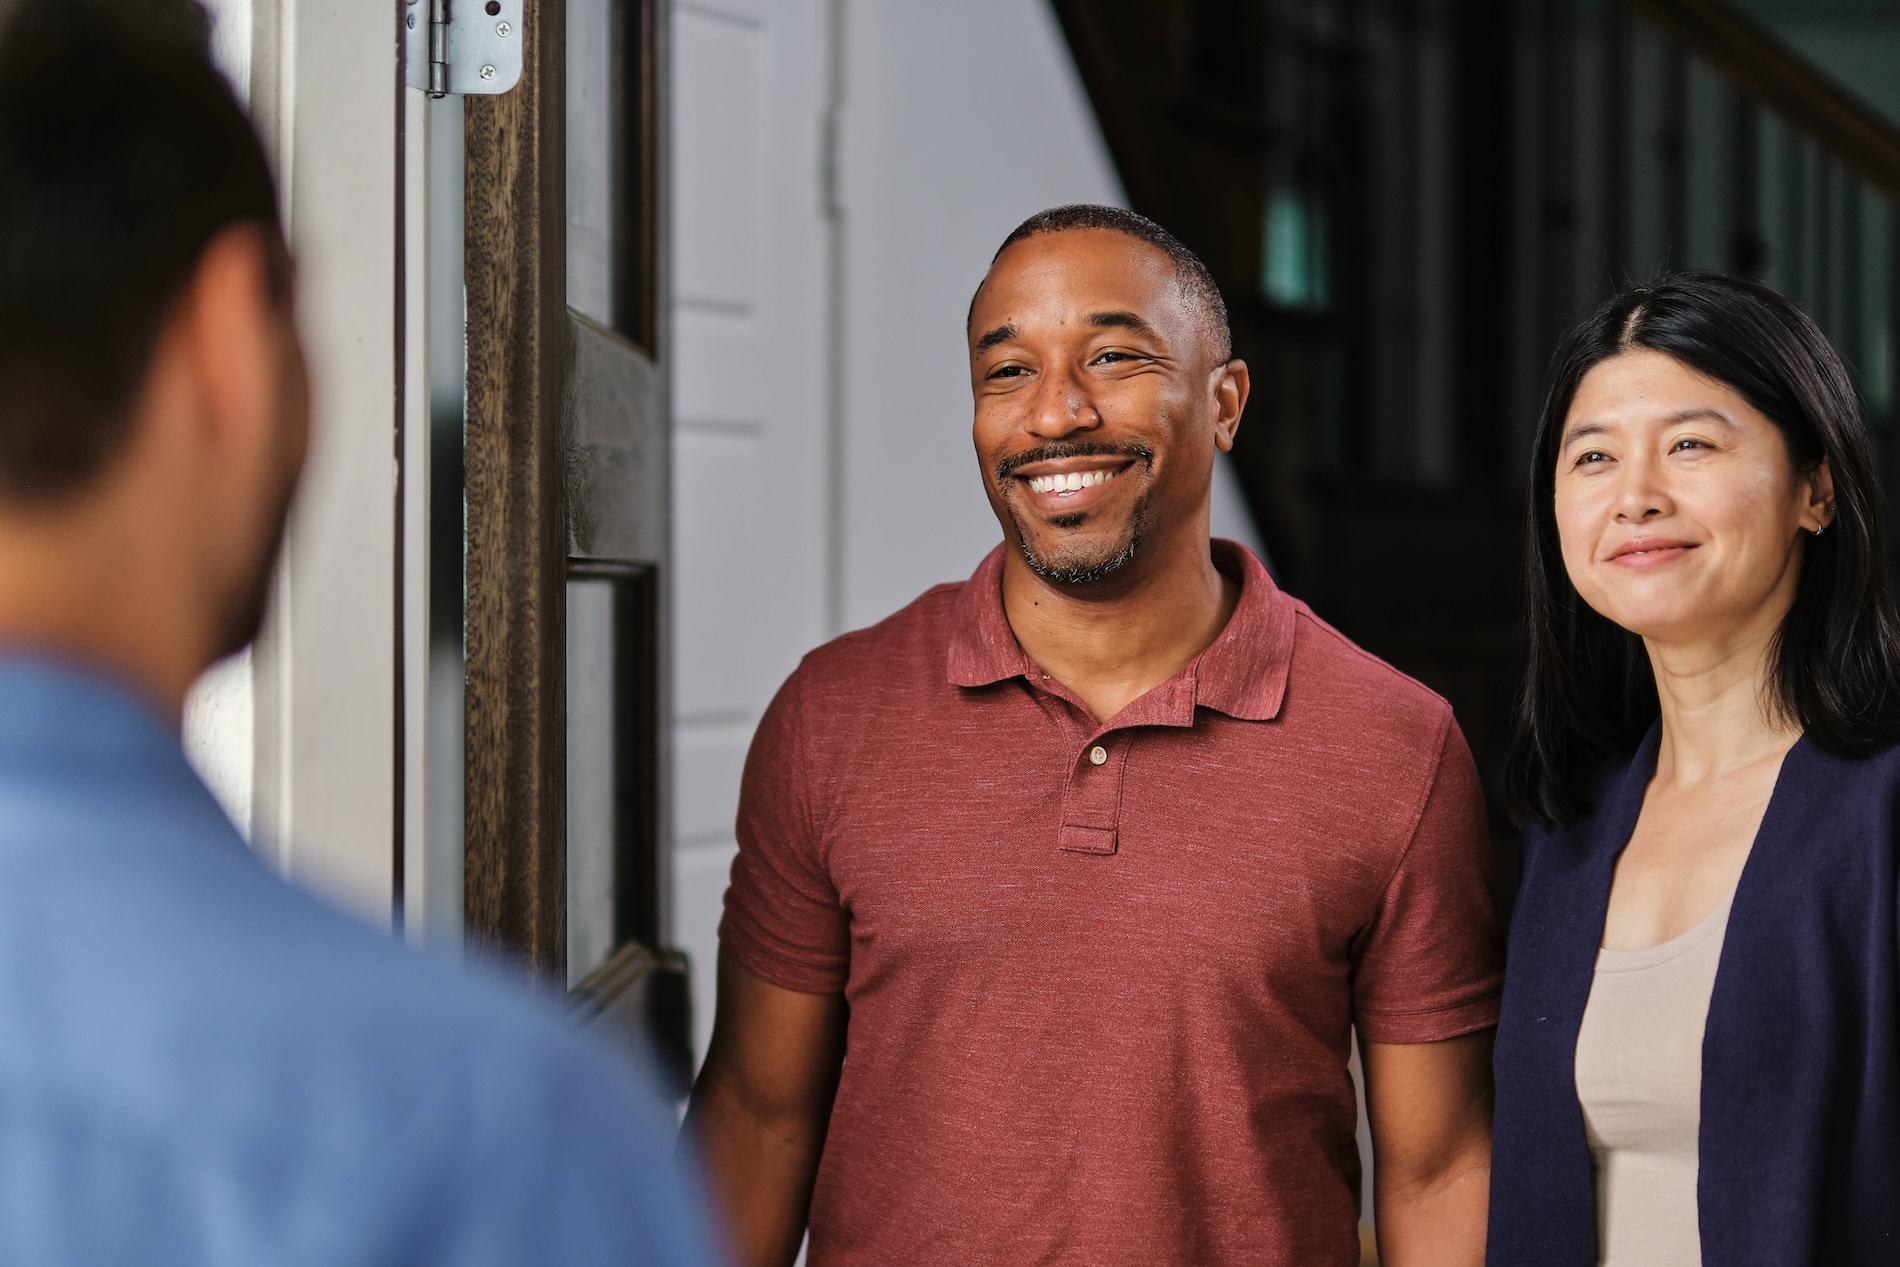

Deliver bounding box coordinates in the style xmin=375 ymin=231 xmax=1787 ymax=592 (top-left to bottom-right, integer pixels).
xmin=1487 ymin=273 xmax=1900 ymax=1265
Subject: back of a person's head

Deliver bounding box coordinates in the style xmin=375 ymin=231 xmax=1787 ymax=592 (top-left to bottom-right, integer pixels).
xmin=0 ymin=0 xmax=279 ymax=501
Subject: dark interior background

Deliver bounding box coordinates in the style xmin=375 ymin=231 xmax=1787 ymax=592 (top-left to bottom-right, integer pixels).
xmin=1049 ymin=0 xmax=1900 ymax=893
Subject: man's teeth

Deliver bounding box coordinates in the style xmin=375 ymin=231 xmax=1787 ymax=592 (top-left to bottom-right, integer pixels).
xmin=1027 ymin=468 xmax=1119 ymax=495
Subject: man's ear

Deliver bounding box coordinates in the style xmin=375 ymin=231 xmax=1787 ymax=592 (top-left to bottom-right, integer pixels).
xmin=174 ymin=224 xmax=283 ymax=462
xmin=1212 ymin=359 xmax=1249 ymax=454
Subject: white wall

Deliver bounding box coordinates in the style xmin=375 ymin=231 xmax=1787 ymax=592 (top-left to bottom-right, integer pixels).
xmin=668 ymin=0 xmax=1260 ymax=1059
xmin=840 ymin=3 xmax=1123 ymax=624
xmin=670 ymin=0 xmax=832 ymax=1060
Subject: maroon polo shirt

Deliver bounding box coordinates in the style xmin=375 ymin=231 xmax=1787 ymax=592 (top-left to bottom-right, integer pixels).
xmin=720 ymin=540 xmax=1502 ymax=1267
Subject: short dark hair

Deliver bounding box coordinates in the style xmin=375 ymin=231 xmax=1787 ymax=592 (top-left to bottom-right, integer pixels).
xmin=0 ymin=0 xmax=280 ymax=499
xmin=1508 ymin=272 xmax=1900 ymax=828
xmin=975 ymin=204 xmax=1232 ymax=361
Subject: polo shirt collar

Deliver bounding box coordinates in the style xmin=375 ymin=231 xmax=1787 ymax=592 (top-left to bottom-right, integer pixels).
xmin=945 ymin=538 xmax=1295 ymax=724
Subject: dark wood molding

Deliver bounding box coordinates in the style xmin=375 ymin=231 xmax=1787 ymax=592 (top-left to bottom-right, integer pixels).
xmin=1630 ymin=0 xmax=1900 ymax=202
xmin=463 ymin=0 xmax=569 ymax=985
xmin=612 ymin=0 xmax=663 ymax=354
xmin=564 ymin=560 xmax=662 ymax=954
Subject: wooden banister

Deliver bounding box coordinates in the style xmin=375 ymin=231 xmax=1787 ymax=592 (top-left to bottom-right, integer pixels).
xmin=1628 ymin=0 xmax=1900 ymax=202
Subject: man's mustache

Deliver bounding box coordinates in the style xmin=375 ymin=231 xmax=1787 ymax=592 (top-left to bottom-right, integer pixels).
xmin=995 ymin=441 xmax=1154 ymax=483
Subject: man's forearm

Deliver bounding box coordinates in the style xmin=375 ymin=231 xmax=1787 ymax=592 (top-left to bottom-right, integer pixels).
xmin=685 ymin=953 xmax=848 ymax=1266
xmin=684 ymin=1075 xmax=828 ymax=1267
xmin=1373 ymin=1153 xmax=1490 ymax=1267
xmin=1362 ymin=1031 xmax=1495 ymax=1266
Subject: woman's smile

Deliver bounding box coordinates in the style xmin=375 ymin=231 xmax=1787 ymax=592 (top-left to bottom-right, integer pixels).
xmin=1605 ymin=536 xmax=1696 ymax=567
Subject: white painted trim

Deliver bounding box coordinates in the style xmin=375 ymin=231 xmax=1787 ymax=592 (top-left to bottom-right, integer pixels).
xmin=244 ymin=0 xmax=406 ymax=928
xmin=401 ymin=86 xmax=434 ymax=942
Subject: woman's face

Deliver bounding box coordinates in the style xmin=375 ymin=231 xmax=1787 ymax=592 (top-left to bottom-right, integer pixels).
xmin=1553 ymin=349 xmax=1833 ymax=649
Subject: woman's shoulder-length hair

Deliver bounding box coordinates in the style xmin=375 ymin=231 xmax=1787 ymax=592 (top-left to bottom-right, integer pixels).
xmin=1508 ymin=271 xmax=1900 ymax=829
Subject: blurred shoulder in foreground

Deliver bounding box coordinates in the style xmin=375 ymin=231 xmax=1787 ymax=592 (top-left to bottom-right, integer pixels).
xmin=0 ymin=0 xmax=714 ymax=1262
xmin=0 ymin=660 xmax=713 ymax=1267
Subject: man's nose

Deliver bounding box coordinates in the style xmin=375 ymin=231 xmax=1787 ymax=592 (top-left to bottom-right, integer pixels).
xmin=1024 ymin=364 xmax=1101 ymax=440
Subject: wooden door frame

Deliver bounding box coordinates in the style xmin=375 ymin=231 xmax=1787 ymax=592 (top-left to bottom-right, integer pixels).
xmin=462 ymin=0 xmax=672 ymax=995
xmin=463 ymin=0 xmax=570 ymax=983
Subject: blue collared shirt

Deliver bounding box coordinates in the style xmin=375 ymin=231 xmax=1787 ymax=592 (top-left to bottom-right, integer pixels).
xmin=0 ymin=656 xmax=717 ymax=1266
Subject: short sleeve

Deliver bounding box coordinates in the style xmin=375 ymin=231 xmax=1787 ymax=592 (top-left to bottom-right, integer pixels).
xmin=717 ymin=669 xmax=851 ymax=994
xmin=1351 ymin=718 xmax=1503 ymax=1044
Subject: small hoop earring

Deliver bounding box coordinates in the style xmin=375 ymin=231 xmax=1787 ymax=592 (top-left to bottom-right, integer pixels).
xmin=1814 ymin=522 xmax=1829 ymax=537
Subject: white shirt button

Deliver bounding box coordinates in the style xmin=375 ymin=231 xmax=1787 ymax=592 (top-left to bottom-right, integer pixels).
xmin=1088 ymin=745 xmax=1108 ymax=766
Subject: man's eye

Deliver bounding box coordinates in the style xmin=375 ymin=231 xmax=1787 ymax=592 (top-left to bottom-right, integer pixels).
xmin=1094 ymin=351 xmax=1130 ymax=365
xmin=1671 ymin=438 xmax=1707 ymax=453
xmin=988 ymin=365 xmax=1029 ymax=380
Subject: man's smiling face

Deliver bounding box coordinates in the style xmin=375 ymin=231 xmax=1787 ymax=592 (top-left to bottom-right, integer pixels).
xmin=968 ymin=227 xmax=1234 ymax=587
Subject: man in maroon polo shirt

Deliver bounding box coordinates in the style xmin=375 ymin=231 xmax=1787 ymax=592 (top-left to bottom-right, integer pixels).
xmin=684 ymin=205 xmax=1500 ymax=1267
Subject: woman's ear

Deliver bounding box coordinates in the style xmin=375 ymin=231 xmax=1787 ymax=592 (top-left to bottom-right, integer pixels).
xmin=1803 ymin=458 xmax=1836 ymax=534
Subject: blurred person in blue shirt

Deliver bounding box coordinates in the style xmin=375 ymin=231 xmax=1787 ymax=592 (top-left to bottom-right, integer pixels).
xmin=0 ymin=1 xmax=717 ymax=1264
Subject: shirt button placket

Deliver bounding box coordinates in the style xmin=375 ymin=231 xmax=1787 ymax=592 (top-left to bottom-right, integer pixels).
xmin=1059 ymin=733 xmax=1126 ymax=855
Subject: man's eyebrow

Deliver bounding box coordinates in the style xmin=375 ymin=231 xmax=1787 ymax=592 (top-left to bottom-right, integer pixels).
xmin=973 ymin=323 xmax=1017 ymax=353
xmin=1089 ymin=310 xmax=1161 ymax=339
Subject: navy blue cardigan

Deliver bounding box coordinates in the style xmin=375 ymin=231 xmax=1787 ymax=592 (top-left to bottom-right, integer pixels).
xmin=1488 ymin=728 xmax=1900 ymax=1265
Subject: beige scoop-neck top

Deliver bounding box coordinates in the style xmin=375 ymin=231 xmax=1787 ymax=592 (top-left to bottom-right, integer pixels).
xmin=1573 ymin=888 xmax=1736 ymax=1267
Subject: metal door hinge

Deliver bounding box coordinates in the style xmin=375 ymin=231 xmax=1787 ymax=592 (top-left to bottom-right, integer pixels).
xmin=403 ymin=0 xmax=522 ymax=97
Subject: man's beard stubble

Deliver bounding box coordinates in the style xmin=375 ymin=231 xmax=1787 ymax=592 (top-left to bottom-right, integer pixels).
xmin=996 ymin=441 xmax=1157 ymax=587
